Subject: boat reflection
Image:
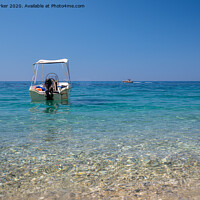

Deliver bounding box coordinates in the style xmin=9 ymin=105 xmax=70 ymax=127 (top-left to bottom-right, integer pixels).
xmin=29 ymin=100 xmax=69 ymax=114
xmin=44 ymin=101 xmax=59 ymax=113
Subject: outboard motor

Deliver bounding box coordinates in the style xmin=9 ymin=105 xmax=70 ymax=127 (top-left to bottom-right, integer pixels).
xmin=44 ymin=73 xmax=59 ymax=100
xmin=45 ymin=78 xmax=54 ymax=100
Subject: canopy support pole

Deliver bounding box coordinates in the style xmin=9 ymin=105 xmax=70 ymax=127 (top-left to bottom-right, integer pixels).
xmin=42 ymin=64 xmax=43 ymax=83
xmin=66 ymin=62 xmax=70 ymax=82
xmin=34 ymin=64 xmax=38 ymax=84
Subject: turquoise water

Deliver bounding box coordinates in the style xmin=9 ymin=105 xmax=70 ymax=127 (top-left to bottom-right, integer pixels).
xmin=0 ymin=81 xmax=200 ymax=198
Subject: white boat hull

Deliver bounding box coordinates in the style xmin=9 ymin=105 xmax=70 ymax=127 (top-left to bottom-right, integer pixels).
xmin=29 ymin=87 xmax=70 ymax=102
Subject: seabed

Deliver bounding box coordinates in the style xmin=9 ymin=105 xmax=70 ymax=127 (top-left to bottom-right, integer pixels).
xmin=1 ymin=148 xmax=200 ymax=200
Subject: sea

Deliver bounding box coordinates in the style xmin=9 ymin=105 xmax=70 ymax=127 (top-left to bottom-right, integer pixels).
xmin=0 ymin=81 xmax=200 ymax=199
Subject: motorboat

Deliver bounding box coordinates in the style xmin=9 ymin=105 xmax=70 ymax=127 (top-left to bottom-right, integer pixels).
xmin=122 ymin=79 xmax=133 ymax=83
xmin=29 ymin=59 xmax=71 ymax=101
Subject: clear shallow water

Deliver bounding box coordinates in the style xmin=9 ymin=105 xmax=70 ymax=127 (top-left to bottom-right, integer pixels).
xmin=0 ymin=81 xmax=200 ymax=199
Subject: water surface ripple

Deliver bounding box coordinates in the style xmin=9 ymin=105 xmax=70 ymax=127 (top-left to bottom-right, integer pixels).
xmin=0 ymin=81 xmax=200 ymax=199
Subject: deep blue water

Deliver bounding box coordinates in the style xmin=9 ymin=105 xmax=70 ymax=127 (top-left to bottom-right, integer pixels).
xmin=0 ymin=81 xmax=200 ymax=196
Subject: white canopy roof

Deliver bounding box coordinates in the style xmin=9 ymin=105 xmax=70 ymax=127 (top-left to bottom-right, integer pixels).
xmin=34 ymin=59 xmax=68 ymax=65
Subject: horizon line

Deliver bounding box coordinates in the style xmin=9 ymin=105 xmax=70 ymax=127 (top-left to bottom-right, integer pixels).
xmin=0 ymin=80 xmax=200 ymax=82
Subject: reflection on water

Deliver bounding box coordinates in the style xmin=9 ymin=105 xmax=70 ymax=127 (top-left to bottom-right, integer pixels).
xmin=44 ymin=101 xmax=59 ymax=113
xmin=29 ymin=100 xmax=69 ymax=114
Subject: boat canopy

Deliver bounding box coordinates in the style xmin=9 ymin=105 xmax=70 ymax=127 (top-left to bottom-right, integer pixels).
xmin=34 ymin=59 xmax=68 ymax=65
xmin=31 ymin=58 xmax=70 ymax=84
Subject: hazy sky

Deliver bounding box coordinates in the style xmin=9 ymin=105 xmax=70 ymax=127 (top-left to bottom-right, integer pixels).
xmin=0 ymin=0 xmax=200 ymax=81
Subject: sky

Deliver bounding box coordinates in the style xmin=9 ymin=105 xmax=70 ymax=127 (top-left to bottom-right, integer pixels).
xmin=0 ymin=0 xmax=200 ymax=81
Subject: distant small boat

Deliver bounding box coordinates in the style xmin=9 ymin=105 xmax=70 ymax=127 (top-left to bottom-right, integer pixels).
xmin=122 ymin=79 xmax=133 ymax=83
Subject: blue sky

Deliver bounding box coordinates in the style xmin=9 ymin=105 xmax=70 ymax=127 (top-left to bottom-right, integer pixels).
xmin=0 ymin=0 xmax=200 ymax=81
